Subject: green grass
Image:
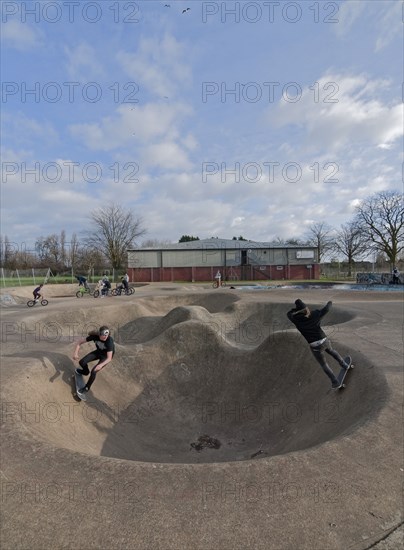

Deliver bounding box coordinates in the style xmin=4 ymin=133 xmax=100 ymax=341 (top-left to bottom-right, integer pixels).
xmin=2 ymin=276 xmax=79 ymax=287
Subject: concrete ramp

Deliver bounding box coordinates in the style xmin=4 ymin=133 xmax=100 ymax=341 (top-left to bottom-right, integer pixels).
xmin=6 ymin=300 xmax=388 ymax=464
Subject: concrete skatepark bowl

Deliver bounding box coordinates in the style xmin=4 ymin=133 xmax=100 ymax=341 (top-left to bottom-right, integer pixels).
xmin=0 ymin=284 xmax=402 ymax=549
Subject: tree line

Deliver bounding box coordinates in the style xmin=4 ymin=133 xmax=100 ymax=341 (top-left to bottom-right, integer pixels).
xmin=1 ymin=204 xmax=145 ymax=274
xmin=1 ymin=191 xmax=403 ymax=275
xmin=303 ymin=190 xmax=403 ymax=275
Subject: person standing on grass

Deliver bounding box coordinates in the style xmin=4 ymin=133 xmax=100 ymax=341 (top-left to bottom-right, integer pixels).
xmin=73 ymin=326 xmax=115 ymax=396
xmin=286 ymin=299 xmax=350 ymax=389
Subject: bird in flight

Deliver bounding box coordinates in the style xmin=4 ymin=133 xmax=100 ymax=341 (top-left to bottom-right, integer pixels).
xmin=182 ymin=8 xmax=191 ymax=13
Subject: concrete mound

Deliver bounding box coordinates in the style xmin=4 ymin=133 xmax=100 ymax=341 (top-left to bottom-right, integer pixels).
xmin=6 ymin=300 xmax=388 ymax=465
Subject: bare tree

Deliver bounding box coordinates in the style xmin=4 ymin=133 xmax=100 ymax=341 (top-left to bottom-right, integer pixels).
xmin=305 ymin=222 xmax=334 ymax=263
xmin=35 ymin=234 xmax=67 ymax=272
xmin=355 ymin=190 xmax=404 ymax=266
xmin=60 ymin=230 xmax=67 ymax=269
xmin=78 ymin=247 xmax=106 ymax=274
xmin=68 ymin=233 xmax=80 ymax=269
xmin=85 ymin=204 xmax=146 ymax=269
xmin=333 ymin=221 xmax=368 ymax=276
xmin=6 ymin=241 xmax=36 ymax=269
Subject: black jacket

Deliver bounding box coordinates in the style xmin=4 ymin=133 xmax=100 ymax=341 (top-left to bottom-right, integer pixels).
xmin=287 ymin=301 xmax=332 ymax=344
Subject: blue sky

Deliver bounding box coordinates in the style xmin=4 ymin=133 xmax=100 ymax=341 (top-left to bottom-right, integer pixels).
xmin=1 ymin=0 xmax=402 ymax=251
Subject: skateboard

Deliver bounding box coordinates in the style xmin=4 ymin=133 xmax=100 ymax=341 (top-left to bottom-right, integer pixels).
xmin=73 ymin=371 xmax=87 ymax=401
xmin=335 ymin=356 xmax=354 ymax=390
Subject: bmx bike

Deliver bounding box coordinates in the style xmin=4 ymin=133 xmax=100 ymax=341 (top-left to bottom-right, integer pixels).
xmin=93 ymin=287 xmax=113 ymax=298
xmin=111 ymin=285 xmax=135 ymax=296
xmin=27 ymin=298 xmax=48 ymax=307
xmin=212 ymin=280 xmax=227 ymax=288
xmin=76 ymin=286 xmax=95 ymax=298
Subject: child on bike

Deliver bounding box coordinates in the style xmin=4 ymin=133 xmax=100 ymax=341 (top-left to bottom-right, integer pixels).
xmin=101 ymin=276 xmax=111 ymax=296
xmin=121 ymin=276 xmax=129 ymax=292
xmin=76 ymin=275 xmax=89 ymax=290
xmin=33 ymin=284 xmax=44 ymax=302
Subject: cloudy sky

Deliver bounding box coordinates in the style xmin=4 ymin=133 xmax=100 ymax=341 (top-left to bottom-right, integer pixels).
xmin=1 ymin=0 xmax=402 ymax=250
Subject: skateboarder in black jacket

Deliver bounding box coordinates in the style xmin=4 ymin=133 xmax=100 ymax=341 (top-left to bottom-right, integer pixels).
xmin=73 ymin=326 xmax=115 ymax=396
xmin=287 ymin=299 xmax=349 ymax=388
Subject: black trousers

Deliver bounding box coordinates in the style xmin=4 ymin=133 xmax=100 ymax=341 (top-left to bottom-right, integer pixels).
xmin=79 ymin=351 xmax=106 ymax=390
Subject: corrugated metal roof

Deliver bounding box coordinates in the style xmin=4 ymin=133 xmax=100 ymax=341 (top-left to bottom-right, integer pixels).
xmin=129 ymin=238 xmax=315 ymax=251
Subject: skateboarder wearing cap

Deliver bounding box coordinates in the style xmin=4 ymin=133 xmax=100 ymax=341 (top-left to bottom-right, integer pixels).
xmin=287 ymin=299 xmax=350 ymax=389
xmin=73 ymin=326 xmax=115 ymax=396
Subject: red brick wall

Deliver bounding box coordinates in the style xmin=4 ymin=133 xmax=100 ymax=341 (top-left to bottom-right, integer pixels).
xmin=128 ymin=264 xmax=320 ymax=283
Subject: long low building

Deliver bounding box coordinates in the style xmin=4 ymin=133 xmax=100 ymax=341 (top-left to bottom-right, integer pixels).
xmin=127 ymin=238 xmax=319 ymax=282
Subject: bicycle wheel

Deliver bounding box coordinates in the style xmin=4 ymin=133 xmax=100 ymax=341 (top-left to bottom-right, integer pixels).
xmin=221 ymin=281 xmax=227 ymax=287
xmin=76 ymin=290 xmax=83 ymax=298
xmin=27 ymin=300 xmax=35 ymax=307
xmin=128 ymin=287 xmax=135 ymax=295
xmin=111 ymin=289 xmax=118 ymax=296
xmin=93 ymin=290 xmax=100 ymax=298
xmin=212 ymin=281 xmax=219 ymax=288
xmin=41 ymin=300 xmax=49 ymax=306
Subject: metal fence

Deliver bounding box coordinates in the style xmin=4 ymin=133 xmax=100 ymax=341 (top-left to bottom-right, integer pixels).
xmin=1 ymin=268 xmax=130 ymax=286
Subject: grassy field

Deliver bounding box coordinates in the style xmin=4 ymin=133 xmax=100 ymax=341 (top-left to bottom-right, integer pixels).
xmin=1 ymin=276 xmax=87 ymax=287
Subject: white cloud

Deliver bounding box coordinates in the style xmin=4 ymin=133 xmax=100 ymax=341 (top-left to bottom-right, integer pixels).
xmin=333 ymin=2 xmax=366 ymax=38
xmin=375 ymin=2 xmax=402 ymax=52
xmin=334 ymin=2 xmax=402 ymax=53
xmin=142 ymin=141 xmax=192 ymax=171
xmin=70 ymin=102 xmax=193 ymax=152
xmin=231 ymin=217 xmax=245 ymax=227
xmin=117 ymin=33 xmax=192 ymax=98
xmin=69 ymin=102 xmax=196 ymax=173
xmin=64 ymin=42 xmax=106 ymax=80
xmin=1 ymin=20 xmax=43 ymax=51
xmin=2 ymin=111 xmax=59 ymax=146
xmin=270 ymin=73 xmax=402 ymax=152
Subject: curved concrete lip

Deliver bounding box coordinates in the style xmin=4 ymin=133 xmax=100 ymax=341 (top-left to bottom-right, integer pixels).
xmin=1 ymin=284 xmax=402 ymax=549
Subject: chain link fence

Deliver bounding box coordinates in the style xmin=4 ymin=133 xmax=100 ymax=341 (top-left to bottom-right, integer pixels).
xmin=1 ymin=268 xmax=130 ymax=287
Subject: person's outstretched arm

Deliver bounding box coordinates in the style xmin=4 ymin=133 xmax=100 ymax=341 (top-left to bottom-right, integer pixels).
xmin=319 ymin=301 xmax=332 ymax=318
